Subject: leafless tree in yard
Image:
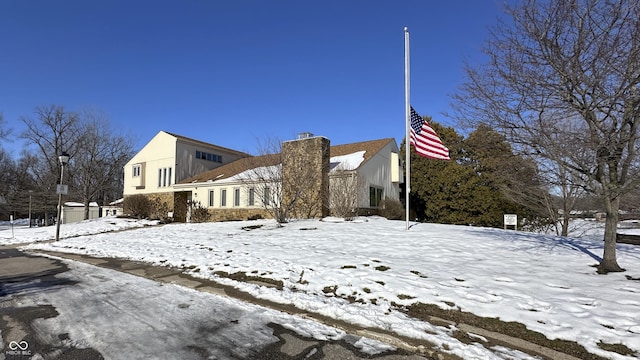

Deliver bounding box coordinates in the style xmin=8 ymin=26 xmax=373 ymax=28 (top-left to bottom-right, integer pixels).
xmin=453 ymin=0 xmax=640 ymax=273
xmin=21 ymin=105 xmax=135 ymax=220
xmin=328 ymin=170 xmax=360 ymax=221
xmin=237 ymin=139 xmax=288 ymax=223
xmin=74 ymin=108 xmax=135 ymax=219
xmin=238 ymin=137 xmax=327 ymax=223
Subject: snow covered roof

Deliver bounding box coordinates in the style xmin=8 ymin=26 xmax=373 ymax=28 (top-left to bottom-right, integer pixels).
xmin=178 ymin=138 xmax=395 ymax=185
xmin=64 ymin=202 xmax=99 ymax=207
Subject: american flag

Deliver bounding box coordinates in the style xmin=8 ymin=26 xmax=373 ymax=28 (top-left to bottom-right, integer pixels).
xmin=409 ymin=107 xmax=450 ymax=160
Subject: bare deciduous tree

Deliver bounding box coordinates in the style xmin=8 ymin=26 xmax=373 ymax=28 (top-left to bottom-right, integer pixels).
xmin=453 ymin=0 xmax=640 ymax=273
xmin=238 ymin=137 xmax=327 ymax=223
xmin=329 ymin=170 xmax=360 ymax=220
xmin=21 ymin=105 xmax=135 ymax=220
xmin=74 ymin=108 xmax=135 ymax=219
xmin=0 ymin=113 xmax=11 ymax=141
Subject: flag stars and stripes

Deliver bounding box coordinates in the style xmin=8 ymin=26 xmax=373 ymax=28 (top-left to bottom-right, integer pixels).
xmin=409 ymin=107 xmax=450 ymax=160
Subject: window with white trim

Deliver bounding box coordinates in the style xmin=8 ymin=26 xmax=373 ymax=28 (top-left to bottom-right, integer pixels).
xmin=221 ymin=189 xmax=227 ymax=207
xmin=208 ymin=190 xmax=214 ymax=207
xmin=234 ymin=188 xmax=240 ymax=206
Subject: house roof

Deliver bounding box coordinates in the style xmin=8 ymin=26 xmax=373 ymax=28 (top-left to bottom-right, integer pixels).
xmin=178 ymin=138 xmax=396 ymax=185
xmin=163 ymin=131 xmax=251 ymax=157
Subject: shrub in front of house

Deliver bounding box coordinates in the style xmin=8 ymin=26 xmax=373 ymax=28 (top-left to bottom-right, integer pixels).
xmin=380 ymin=197 xmax=404 ymax=220
xmin=123 ymin=194 xmax=151 ymax=219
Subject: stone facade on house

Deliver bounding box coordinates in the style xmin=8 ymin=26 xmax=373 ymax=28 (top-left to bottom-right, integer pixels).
xmin=281 ymin=136 xmax=330 ymax=219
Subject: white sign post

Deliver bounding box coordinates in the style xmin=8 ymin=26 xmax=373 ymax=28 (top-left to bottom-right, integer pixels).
xmin=504 ymin=214 xmax=518 ymax=230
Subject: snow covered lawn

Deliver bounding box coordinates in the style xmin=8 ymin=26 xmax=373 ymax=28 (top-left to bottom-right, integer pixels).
xmin=6 ymin=217 xmax=640 ymax=359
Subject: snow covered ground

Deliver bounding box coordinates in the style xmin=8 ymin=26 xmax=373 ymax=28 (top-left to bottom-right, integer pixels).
xmin=2 ymin=217 xmax=640 ymax=359
xmin=3 ymin=256 xmax=380 ymax=360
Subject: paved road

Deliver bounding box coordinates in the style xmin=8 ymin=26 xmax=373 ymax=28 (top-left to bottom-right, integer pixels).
xmin=0 ymin=247 xmax=432 ymax=360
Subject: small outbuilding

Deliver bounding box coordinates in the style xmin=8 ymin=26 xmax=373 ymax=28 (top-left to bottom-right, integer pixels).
xmin=61 ymin=202 xmax=100 ymax=224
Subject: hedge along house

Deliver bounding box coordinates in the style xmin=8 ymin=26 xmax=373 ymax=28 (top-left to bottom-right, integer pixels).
xmin=123 ymin=131 xmax=250 ymax=221
xmin=173 ymin=135 xmax=403 ymax=222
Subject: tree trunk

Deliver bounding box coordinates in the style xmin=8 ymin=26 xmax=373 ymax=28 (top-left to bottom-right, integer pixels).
xmin=561 ymin=215 xmax=570 ymax=237
xmin=598 ymin=196 xmax=624 ymax=273
xmin=84 ymin=198 xmax=90 ymax=220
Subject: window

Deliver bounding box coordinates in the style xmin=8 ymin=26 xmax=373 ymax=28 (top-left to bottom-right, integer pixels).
xmin=221 ymin=189 xmax=227 ymax=207
xmin=369 ymin=186 xmax=383 ymax=207
xmin=208 ymin=190 xmax=214 ymax=207
xmin=263 ymin=187 xmax=271 ymax=206
xmin=195 ymin=150 xmax=222 ymax=163
xmin=234 ymin=188 xmax=240 ymax=206
xmin=157 ymin=167 xmax=173 ymax=188
xmin=248 ymin=188 xmax=255 ymax=206
xmin=132 ymin=165 xmax=141 ymax=177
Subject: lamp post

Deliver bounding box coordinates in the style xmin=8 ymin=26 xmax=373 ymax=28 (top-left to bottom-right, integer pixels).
xmin=28 ymin=190 xmax=33 ymax=228
xmin=55 ymin=152 xmax=70 ymax=241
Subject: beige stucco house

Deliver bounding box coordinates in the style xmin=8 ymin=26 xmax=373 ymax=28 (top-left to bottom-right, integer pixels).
xmin=124 ymin=131 xmax=402 ymax=222
xmin=173 ymin=136 xmax=403 ymax=221
xmin=123 ymin=131 xmax=249 ymax=218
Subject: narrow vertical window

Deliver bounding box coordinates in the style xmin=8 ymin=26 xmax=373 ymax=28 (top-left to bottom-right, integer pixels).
xmin=208 ymin=190 xmax=214 ymax=207
xmin=158 ymin=169 xmax=162 ymax=187
xmin=162 ymin=168 xmax=167 ymax=187
xmin=263 ymin=187 xmax=271 ymax=206
xmin=234 ymin=188 xmax=240 ymax=206
xmin=168 ymin=167 xmax=172 ymax=186
xmin=248 ymin=188 xmax=255 ymax=206
xmin=132 ymin=165 xmax=141 ymax=177
xmin=221 ymin=189 xmax=227 ymax=207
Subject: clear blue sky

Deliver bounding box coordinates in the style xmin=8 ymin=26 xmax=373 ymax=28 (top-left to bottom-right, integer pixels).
xmin=0 ymin=0 xmax=507 ymax=156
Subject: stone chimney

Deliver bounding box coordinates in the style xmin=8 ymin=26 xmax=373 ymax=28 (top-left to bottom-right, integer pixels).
xmin=281 ymin=135 xmax=330 ymax=218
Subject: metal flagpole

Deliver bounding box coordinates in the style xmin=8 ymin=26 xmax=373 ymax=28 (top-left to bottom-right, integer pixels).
xmin=404 ymin=26 xmax=411 ymax=230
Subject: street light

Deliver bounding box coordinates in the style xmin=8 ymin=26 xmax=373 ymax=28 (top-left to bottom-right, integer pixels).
xmin=28 ymin=190 xmax=33 ymax=228
xmin=55 ymin=151 xmax=70 ymax=241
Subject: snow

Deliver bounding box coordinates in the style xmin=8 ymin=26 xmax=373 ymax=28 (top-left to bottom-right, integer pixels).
xmin=3 ymin=217 xmax=640 ymax=359
xmin=6 ymin=257 xmax=356 ymax=359
xmin=330 ymin=151 xmax=366 ymax=172
xmin=64 ymin=201 xmax=100 ymax=207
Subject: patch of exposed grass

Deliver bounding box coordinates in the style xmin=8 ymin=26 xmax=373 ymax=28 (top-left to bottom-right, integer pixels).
xmin=375 ymin=265 xmax=390 ymax=271
xmin=362 ymin=287 xmax=371 ymax=293
xmin=341 ymin=265 xmax=357 ymax=269
xmin=241 ymin=224 xmax=264 ymax=231
xmin=400 ymin=302 xmax=609 ymax=360
xmin=213 ymin=270 xmax=283 ymax=290
xmin=322 ymin=285 xmax=338 ymax=294
xmin=597 ymin=341 xmax=636 ymax=356
xmin=374 ymin=280 xmax=385 ymax=286
xmin=410 ymin=270 xmax=428 ymax=278
xmin=397 ymin=294 xmax=416 ymax=300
